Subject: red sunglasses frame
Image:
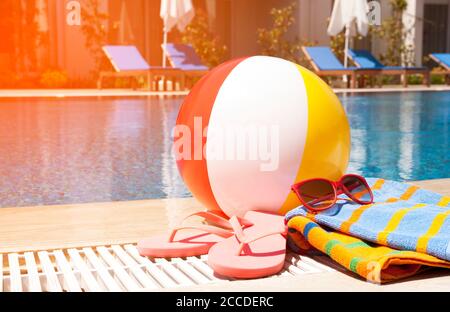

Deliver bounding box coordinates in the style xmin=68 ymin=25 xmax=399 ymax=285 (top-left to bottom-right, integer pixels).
xmin=291 ymin=174 xmax=374 ymax=212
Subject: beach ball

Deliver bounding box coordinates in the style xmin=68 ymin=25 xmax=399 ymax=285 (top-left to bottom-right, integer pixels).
xmin=174 ymin=56 xmax=350 ymax=218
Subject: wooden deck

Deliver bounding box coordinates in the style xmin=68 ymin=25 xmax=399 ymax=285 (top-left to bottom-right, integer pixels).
xmin=0 ymin=179 xmax=448 ymax=254
xmin=0 ymin=178 xmax=449 ymax=291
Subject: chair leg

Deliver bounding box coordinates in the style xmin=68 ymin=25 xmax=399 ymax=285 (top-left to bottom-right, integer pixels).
xmin=97 ymin=73 xmax=103 ymax=90
xmin=402 ymin=73 xmax=408 ymax=88
xmin=358 ymin=75 xmax=365 ymax=88
xmin=350 ymin=73 xmax=356 ymax=89
xmin=147 ymin=72 xmax=154 ymax=91
xmin=179 ymin=74 xmax=186 ymax=91
xmin=424 ymin=72 xmax=430 ymax=87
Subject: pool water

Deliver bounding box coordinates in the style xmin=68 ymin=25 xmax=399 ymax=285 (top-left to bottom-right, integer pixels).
xmin=343 ymin=91 xmax=449 ymax=181
xmin=0 ymin=91 xmax=448 ymax=208
xmin=0 ymin=96 xmax=189 ymax=208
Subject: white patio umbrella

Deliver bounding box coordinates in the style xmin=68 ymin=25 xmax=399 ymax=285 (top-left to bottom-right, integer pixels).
xmin=119 ymin=0 xmax=135 ymax=44
xmin=327 ymin=0 xmax=369 ymax=68
xmin=160 ymin=0 xmax=195 ymax=67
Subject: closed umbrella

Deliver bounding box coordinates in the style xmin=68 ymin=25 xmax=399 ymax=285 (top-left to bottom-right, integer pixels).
xmin=328 ymin=0 xmax=369 ymax=68
xmin=160 ymin=0 xmax=195 ymax=67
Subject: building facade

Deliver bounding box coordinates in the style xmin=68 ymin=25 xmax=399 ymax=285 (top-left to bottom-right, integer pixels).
xmin=1 ymin=0 xmax=449 ymax=82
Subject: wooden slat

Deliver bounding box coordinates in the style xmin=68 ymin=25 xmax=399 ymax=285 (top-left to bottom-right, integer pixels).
xmin=37 ymin=251 xmax=62 ymax=292
xmin=154 ymin=258 xmax=195 ymax=287
xmin=286 ymin=255 xmax=322 ymax=274
xmin=53 ymin=250 xmax=82 ymax=292
xmin=67 ymin=249 xmax=102 ymax=292
xmin=296 ymin=255 xmax=336 ymax=272
xmin=24 ymin=252 xmax=42 ymax=292
xmin=186 ymin=256 xmax=217 ymax=280
xmin=124 ymin=245 xmax=177 ymax=288
xmin=111 ymin=245 xmax=159 ymax=290
xmin=7 ymin=253 xmax=22 ymax=292
xmin=279 ymin=270 xmax=294 ymax=277
xmin=293 ymin=259 xmax=322 ymax=273
xmin=96 ymin=247 xmax=140 ymax=291
xmin=283 ymin=261 xmax=307 ymax=275
xmin=82 ymin=247 xmax=122 ymax=292
xmin=171 ymin=258 xmax=210 ymax=284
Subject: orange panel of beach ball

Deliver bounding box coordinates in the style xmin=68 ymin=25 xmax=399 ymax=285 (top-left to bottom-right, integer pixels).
xmin=174 ymin=56 xmax=350 ymax=218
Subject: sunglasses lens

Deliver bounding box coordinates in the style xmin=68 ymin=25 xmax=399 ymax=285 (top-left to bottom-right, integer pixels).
xmin=341 ymin=175 xmax=373 ymax=203
xmin=295 ymin=180 xmax=335 ymax=210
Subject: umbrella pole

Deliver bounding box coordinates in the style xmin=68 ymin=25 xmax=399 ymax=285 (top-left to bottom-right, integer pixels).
xmin=343 ymin=23 xmax=351 ymax=85
xmin=344 ymin=23 xmax=350 ymax=68
xmin=162 ymin=29 xmax=168 ymax=67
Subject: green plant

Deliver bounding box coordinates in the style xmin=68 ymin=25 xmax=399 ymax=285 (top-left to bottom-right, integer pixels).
xmin=40 ymin=69 xmax=68 ymax=88
xmin=370 ymin=0 xmax=414 ymax=66
xmin=329 ymin=32 xmax=346 ymax=63
xmin=81 ymin=0 xmax=109 ymax=75
xmin=407 ymin=74 xmax=422 ymax=85
xmin=181 ymin=10 xmax=228 ymax=68
xmin=0 ymin=0 xmax=43 ymax=76
xmin=430 ymin=67 xmax=447 ymax=84
xmin=257 ymin=2 xmax=314 ymax=67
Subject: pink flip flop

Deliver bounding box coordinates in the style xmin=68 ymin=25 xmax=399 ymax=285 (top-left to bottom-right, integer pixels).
xmin=207 ymin=211 xmax=287 ymax=279
xmin=137 ymin=211 xmax=253 ymax=258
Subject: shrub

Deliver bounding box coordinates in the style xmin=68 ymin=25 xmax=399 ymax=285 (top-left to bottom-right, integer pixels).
xmin=370 ymin=0 xmax=415 ymax=66
xmin=329 ymin=32 xmax=346 ymax=63
xmin=181 ymin=10 xmax=228 ymax=68
xmin=40 ymin=70 xmax=68 ymax=88
xmin=429 ymin=67 xmax=446 ymax=85
xmin=80 ymin=0 xmax=109 ymax=76
xmin=257 ymin=2 xmax=314 ymax=67
xmin=407 ymin=74 xmax=422 ymax=85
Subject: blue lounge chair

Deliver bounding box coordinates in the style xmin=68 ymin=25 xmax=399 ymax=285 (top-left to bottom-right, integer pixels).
xmin=302 ymin=46 xmax=376 ymax=88
xmin=162 ymin=43 xmax=209 ymax=80
xmin=348 ymin=49 xmax=430 ymax=87
xmin=99 ymin=45 xmax=184 ymax=90
xmin=429 ymin=53 xmax=450 ymax=83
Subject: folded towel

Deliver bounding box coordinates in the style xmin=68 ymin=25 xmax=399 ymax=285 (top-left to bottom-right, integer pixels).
xmin=286 ymin=178 xmax=450 ymax=261
xmin=287 ymin=216 xmax=450 ymax=283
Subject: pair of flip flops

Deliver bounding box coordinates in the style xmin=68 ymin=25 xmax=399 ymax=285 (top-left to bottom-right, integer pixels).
xmin=137 ymin=210 xmax=287 ymax=279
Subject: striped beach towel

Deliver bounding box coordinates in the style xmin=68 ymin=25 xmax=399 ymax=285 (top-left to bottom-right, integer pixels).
xmin=287 ymin=216 xmax=450 ymax=283
xmin=285 ymin=178 xmax=450 ymax=282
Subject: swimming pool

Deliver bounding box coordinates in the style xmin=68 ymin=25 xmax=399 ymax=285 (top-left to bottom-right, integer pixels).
xmin=343 ymin=91 xmax=449 ymax=181
xmin=0 ymin=91 xmax=448 ymax=208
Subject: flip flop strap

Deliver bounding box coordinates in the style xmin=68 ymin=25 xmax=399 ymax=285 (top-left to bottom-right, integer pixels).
xmin=181 ymin=211 xmax=252 ymax=230
xmin=168 ymin=211 xmax=253 ymax=242
xmin=229 ymin=216 xmax=287 ymax=256
xmin=168 ymin=224 xmax=233 ymax=242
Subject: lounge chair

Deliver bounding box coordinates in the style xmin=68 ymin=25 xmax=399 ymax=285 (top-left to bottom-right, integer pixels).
xmin=98 ymin=45 xmax=184 ymax=90
xmin=429 ymin=53 xmax=450 ymax=84
xmin=162 ymin=43 xmax=209 ymax=82
xmin=302 ymin=46 xmax=377 ymax=89
xmin=348 ymin=49 xmax=430 ymax=87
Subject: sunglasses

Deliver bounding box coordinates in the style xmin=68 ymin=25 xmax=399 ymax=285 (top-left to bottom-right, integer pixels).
xmin=291 ymin=174 xmax=374 ymax=213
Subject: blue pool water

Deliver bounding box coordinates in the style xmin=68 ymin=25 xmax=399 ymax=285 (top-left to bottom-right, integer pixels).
xmin=343 ymin=91 xmax=449 ymax=181
xmin=0 ymin=91 xmax=448 ymax=208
